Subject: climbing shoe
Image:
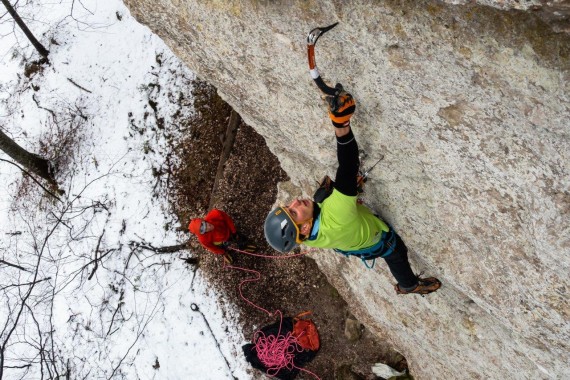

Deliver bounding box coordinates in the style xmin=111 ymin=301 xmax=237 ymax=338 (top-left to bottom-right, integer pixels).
xmin=395 ymin=277 xmax=441 ymax=295
xmin=241 ymin=244 xmax=258 ymax=253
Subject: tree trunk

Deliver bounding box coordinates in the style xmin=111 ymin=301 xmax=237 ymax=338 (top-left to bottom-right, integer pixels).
xmin=0 ymin=129 xmax=56 ymax=184
xmin=1 ymin=0 xmax=49 ymax=60
xmin=208 ymin=109 xmax=240 ymax=210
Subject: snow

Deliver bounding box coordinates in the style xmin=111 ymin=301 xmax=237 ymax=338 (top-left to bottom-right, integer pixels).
xmin=0 ymin=1 xmax=250 ymax=378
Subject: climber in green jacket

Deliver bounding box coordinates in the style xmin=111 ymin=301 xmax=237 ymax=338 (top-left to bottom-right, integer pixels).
xmin=264 ymin=90 xmax=441 ymax=295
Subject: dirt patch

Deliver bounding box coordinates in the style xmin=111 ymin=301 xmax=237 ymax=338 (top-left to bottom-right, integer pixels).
xmin=165 ymin=80 xmax=408 ymax=379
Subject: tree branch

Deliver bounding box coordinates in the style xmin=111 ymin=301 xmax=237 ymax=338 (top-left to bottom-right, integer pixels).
xmin=105 ymin=292 xmax=124 ymax=337
xmin=129 ymin=240 xmax=190 ymax=254
xmin=67 ymin=77 xmax=92 ymax=93
xmin=0 ymin=158 xmax=62 ymax=202
xmin=0 ymin=259 xmax=30 ymax=272
xmin=0 ymin=277 xmax=51 ymax=291
xmin=87 ymin=229 xmax=105 ymax=281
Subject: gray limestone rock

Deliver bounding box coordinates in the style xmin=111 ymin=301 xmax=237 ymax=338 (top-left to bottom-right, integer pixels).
xmin=345 ymin=313 xmax=364 ymax=342
xmin=335 ymin=364 xmax=366 ymax=380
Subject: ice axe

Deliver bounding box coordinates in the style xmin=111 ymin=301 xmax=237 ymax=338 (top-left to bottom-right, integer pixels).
xmin=307 ymin=22 xmax=342 ymax=97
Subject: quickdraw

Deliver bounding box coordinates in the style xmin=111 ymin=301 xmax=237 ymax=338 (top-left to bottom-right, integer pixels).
xmin=306 ymin=22 xmax=341 ymax=96
xmin=357 ymin=154 xmax=385 ymax=191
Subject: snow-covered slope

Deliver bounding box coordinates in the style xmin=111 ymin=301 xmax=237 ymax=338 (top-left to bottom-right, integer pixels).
xmin=0 ymin=1 xmax=248 ymax=378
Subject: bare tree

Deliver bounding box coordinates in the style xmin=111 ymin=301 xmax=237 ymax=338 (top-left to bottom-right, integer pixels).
xmin=0 ymin=128 xmax=57 ymax=186
xmin=0 ymin=170 xmax=177 ymax=379
xmin=0 ymin=0 xmax=49 ymax=61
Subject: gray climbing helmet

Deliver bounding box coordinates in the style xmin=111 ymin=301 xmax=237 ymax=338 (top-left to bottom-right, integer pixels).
xmin=264 ymin=206 xmax=300 ymax=253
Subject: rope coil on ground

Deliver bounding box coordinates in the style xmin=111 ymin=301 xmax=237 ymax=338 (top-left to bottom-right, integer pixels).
xmin=254 ymin=311 xmax=304 ymax=376
xmin=223 ymin=248 xmax=321 ymax=379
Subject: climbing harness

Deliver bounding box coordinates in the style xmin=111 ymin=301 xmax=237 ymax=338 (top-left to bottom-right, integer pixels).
xmin=334 ymin=227 xmax=396 ymax=269
xmin=307 ymin=22 xmax=342 ymax=96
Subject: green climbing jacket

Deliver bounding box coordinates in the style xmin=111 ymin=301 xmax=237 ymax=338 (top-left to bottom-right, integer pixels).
xmin=304 ymin=188 xmax=389 ymax=252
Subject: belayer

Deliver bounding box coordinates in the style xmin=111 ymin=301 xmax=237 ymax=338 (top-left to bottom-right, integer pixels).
xmin=264 ymin=91 xmax=441 ymax=295
xmin=189 ymin=208 xmax=256 ymax=264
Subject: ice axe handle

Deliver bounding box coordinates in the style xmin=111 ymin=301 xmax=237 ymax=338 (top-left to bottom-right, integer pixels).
xmin=307 ymin=22 xmax=340 ymax=96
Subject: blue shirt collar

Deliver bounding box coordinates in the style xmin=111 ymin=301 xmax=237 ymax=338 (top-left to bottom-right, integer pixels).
xmin=308 ymin=213 xmax=321 ymax=240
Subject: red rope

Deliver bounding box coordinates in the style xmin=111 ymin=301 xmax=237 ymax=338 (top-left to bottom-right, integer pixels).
xmin=252 ymin=311 xmax=321 ymax=380
xmin=223 ymin=261 xmax=273 ymax=315
xmin=254 ymin=310 xmax=301 ymax=375
xmin=228 ymin=246 xmax=316 ymax=258
xmin=222 ymin=248 xmax=321 ymax=380
xmin=223 ymin=246 xmax=316 ymax=315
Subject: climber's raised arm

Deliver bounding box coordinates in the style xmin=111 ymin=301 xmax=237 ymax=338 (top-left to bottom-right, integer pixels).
xmin=327 ymin=91 xmax=359 ymax=197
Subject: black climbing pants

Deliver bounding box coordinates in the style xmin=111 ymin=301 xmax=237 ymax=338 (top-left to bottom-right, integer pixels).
xmin=383 ymin=233 xmax=418 ymax=290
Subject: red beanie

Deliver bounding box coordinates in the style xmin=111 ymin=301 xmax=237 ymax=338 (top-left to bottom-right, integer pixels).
xmin=189 ymin=218 xmax=203 ymax=235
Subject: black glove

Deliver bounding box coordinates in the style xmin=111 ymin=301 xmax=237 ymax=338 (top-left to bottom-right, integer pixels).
xmin=229 ymin=232 xmax=244 ymax=245
xmin=229 ymin=233 xmax=256 ymax=252
xmin=327 ymin=90 xmax=356 ymax=128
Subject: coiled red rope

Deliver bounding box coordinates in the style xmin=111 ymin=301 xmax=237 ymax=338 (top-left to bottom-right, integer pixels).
xmin=254 ymin=310 xmax=304 ymax=376
xmin=224 ymin=247 xmax=321 ymax=379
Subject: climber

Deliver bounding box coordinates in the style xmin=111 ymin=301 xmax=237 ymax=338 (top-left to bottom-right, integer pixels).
xmin=264 ymin=91 xmax=441 ymax=295
xmin=189 ymin=208 xmax=256 ymax=264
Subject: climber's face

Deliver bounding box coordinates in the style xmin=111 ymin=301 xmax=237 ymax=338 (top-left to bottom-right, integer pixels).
xmin=201 ymin=221 xmax=214 ymax=234
xmin=286 ymin=198 xmax=314 ymax=224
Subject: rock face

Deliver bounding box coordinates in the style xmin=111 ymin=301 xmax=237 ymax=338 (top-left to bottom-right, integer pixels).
xmin=123 ymin=1 xmax=569 ymax=379
xmin=443 ymin=0 xmax=570 ymax=35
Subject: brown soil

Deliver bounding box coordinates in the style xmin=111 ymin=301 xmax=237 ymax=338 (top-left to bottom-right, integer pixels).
xmin=165 ymin=80 xmax=408 ymax=379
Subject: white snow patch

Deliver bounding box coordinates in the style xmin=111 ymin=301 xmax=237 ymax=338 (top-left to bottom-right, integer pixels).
xmin=0 ymin=1 xmax=251 ymax=378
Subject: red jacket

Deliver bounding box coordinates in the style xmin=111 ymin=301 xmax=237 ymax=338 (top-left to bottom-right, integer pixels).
xmin=188 ymin=209 xmax=236 ymax=254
